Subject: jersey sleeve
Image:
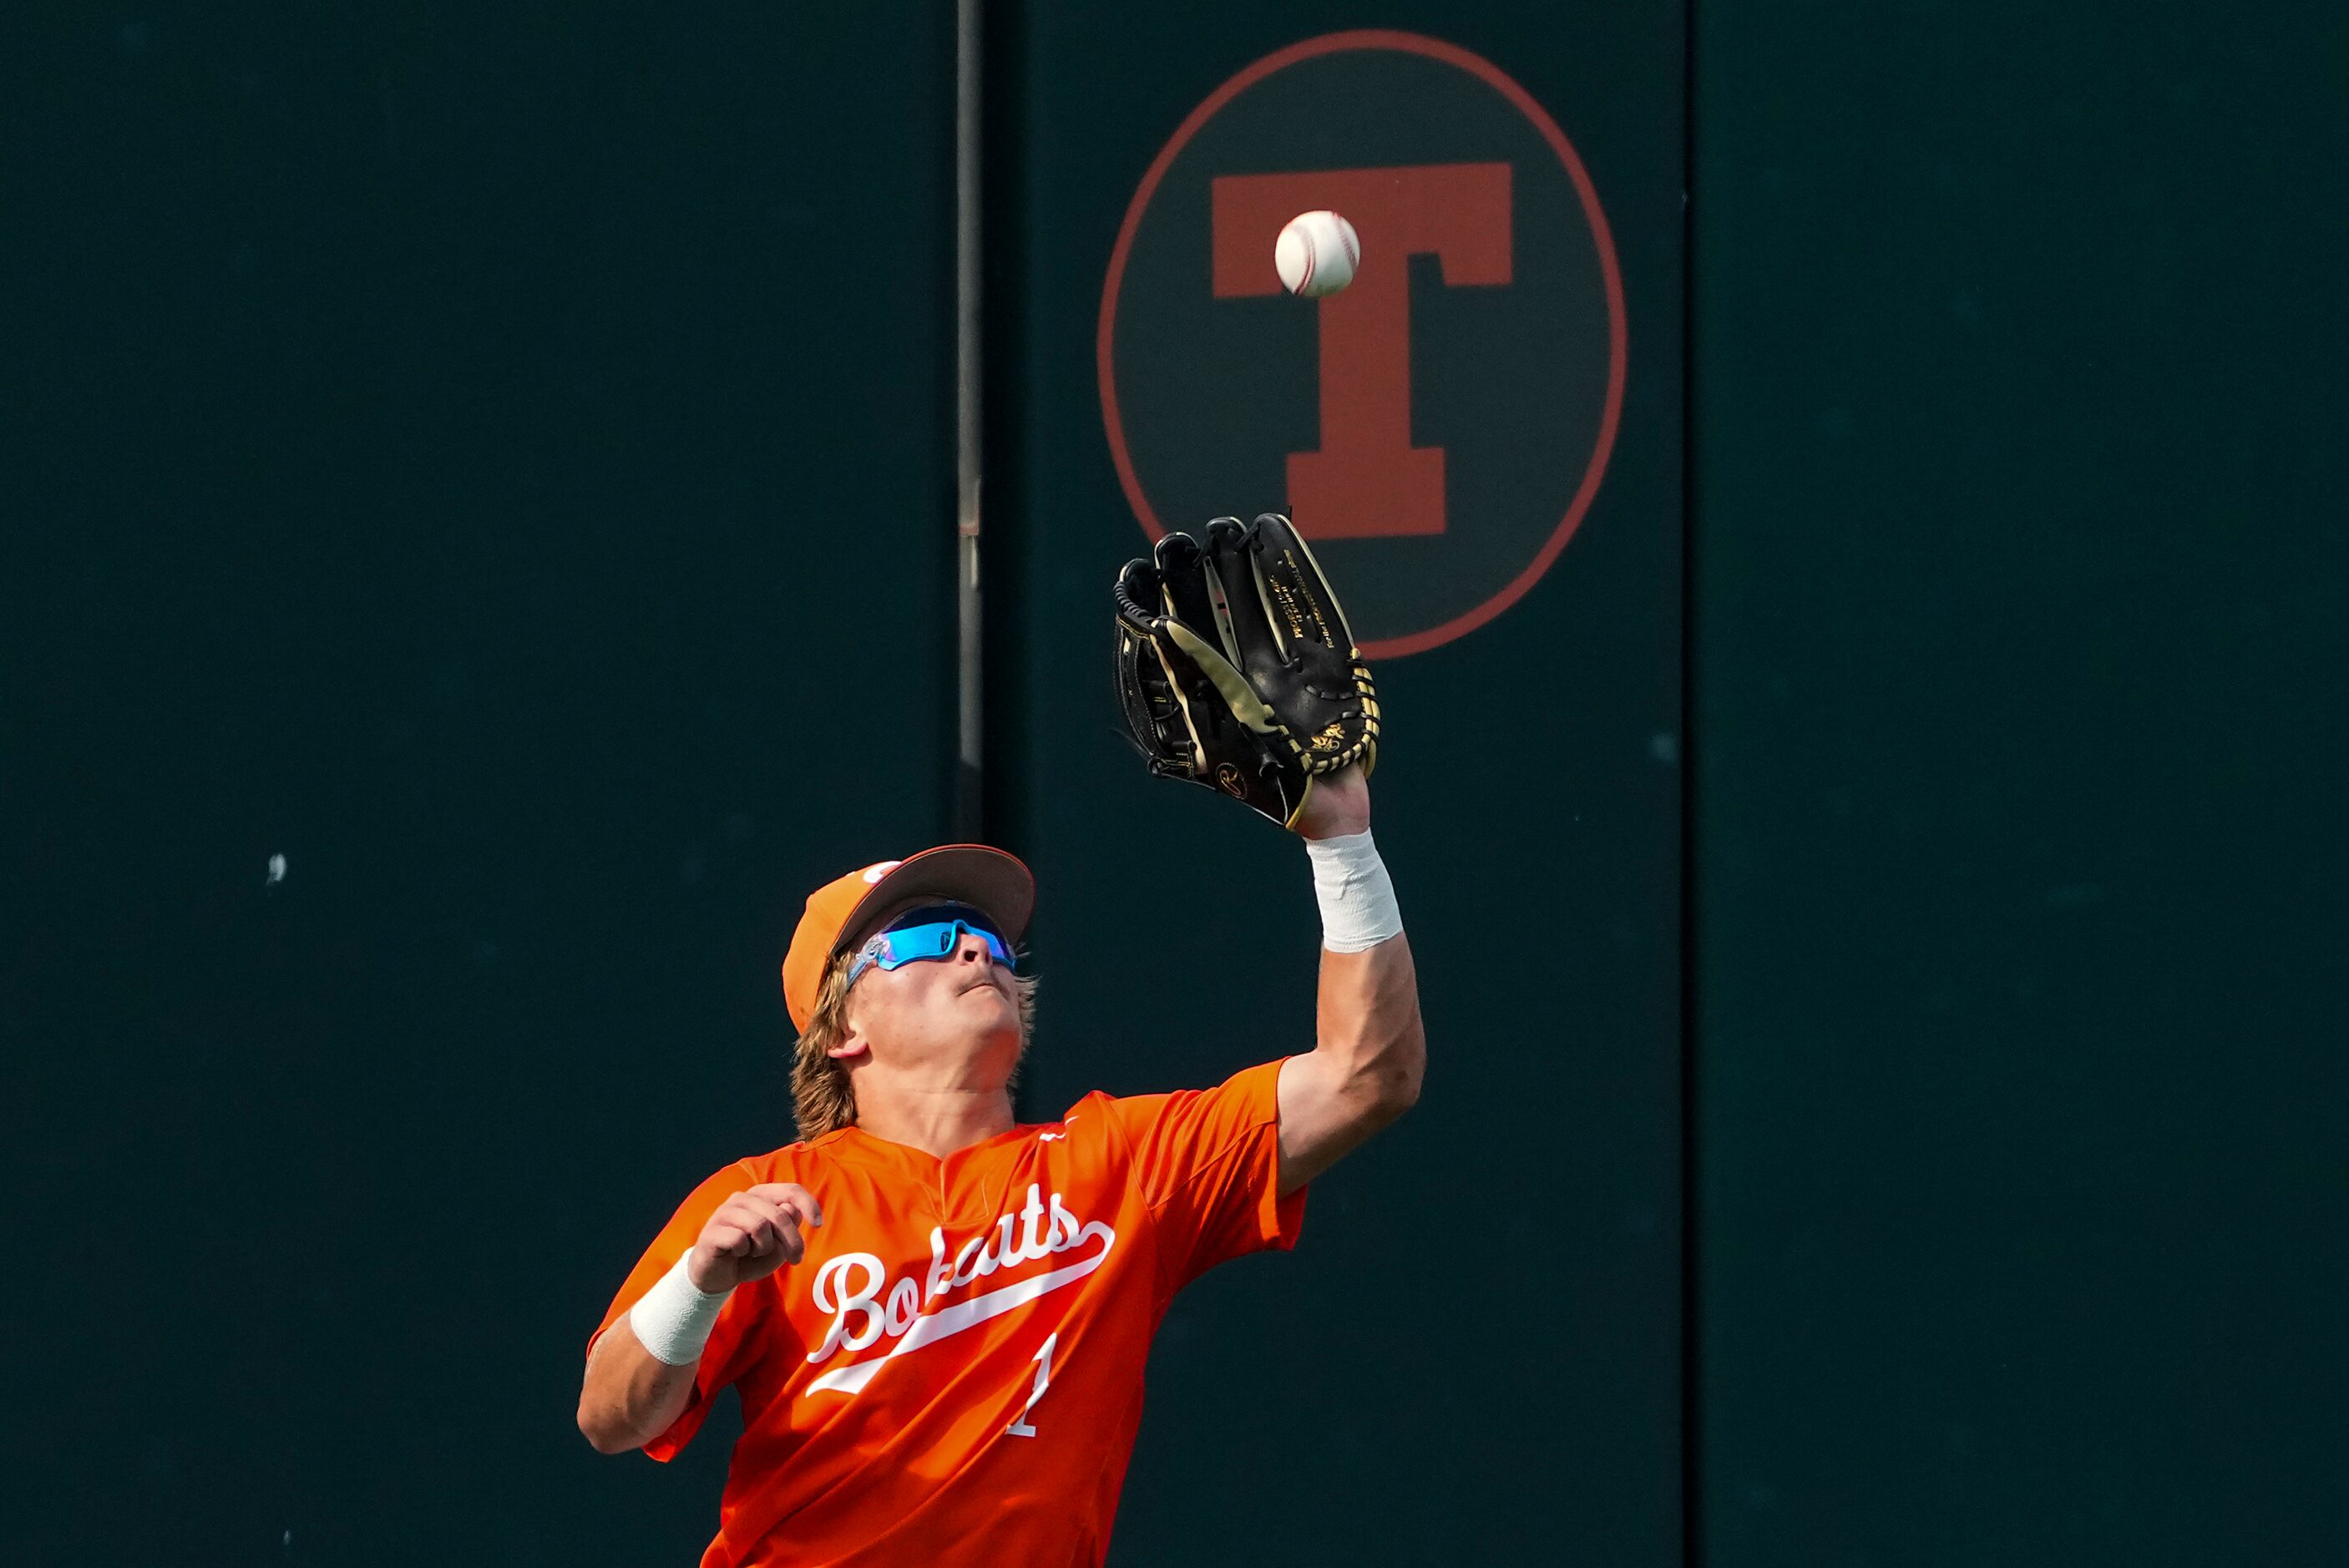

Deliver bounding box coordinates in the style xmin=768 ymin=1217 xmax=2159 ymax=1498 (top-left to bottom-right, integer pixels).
xmin=590 ymin=1161 xmax=772 ymax=1462
xmin=1106 ymin=1058 xmax=1308 ymax=1295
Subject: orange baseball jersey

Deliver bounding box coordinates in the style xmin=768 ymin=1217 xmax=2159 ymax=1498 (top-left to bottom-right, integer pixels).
xmin=592 ymin=1059 xmax=1307 ymax=1567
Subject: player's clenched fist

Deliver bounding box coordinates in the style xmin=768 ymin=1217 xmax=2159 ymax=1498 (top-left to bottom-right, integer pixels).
xmin=686 ymin=1183 xmax=823 ymax=1293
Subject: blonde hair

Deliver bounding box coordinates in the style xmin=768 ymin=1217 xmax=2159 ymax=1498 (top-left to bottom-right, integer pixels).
xmin=791 ymin=949 xmax=1040 ymax=1140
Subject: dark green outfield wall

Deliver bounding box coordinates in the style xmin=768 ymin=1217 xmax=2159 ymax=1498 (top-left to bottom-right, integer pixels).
xmin=1693 ymin=0 xmax=2349 ymax=1561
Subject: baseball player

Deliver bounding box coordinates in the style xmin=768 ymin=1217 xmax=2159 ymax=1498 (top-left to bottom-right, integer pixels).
xmin=579 ymin=516 xmax=1415 ymax=1565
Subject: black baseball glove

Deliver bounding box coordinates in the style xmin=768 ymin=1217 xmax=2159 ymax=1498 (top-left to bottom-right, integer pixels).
xmin=1113 ymin=513 xmax=1380 ymax=829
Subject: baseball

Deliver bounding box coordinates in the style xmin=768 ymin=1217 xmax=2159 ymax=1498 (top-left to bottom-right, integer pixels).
xmin=1275 ymin=210 xmax=1359 ymax=298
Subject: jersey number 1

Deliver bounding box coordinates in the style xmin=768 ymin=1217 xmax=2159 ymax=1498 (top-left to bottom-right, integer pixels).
xmin=1005 ymin=1333 xmax=1058 ymax=1437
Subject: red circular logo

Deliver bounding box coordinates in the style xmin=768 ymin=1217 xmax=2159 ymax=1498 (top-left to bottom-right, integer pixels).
xmin=1099 ymin=31 xmax=1628 ymax=659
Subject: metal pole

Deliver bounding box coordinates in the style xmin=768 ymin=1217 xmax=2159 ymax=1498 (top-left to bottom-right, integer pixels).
xmin=953 ymin=0 xmax=985 ymax=839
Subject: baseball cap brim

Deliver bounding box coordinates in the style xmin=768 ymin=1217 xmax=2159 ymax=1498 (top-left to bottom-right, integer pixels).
xmin=830 ymin=844 xmax=1035 ymax=957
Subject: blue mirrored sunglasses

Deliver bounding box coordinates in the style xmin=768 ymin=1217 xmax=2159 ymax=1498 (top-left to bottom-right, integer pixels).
xmin=846 ymin=903 xmax=1015 ymax=987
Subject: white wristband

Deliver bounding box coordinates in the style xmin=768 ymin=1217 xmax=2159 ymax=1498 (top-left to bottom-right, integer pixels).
xmin=1306 ymin=828 xmax=1403 ymax=953
xmin=626 ymin=1255 xmax=731 ymax=1366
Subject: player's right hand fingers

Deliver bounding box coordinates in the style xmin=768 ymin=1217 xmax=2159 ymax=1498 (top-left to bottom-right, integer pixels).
xmin=702 ymin=1221 xmax=753 ymax=1258
xmin=731 ymin=1195 xmax=807 ymax=1261
xmin=765 ymin=1209 xmax=804 ymax=1256
xmin=737 ymin=1187 xmax=813 ymax=1239
xmin=751 ymin=1210 xmax=804 ymax=1263
xmin=750 ymin=1182 xmax=824 ymax=1229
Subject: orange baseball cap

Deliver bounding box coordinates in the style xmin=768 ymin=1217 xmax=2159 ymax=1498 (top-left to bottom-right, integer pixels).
xmin=779 ymin=845 xmax=1035 ymax=1032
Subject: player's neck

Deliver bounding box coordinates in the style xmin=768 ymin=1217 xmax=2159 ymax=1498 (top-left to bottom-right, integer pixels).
xmin=850 ymin=1082 xmax=1016 ymax=1161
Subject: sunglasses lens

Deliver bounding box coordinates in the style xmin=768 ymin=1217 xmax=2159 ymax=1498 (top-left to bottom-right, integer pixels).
xmin=848 ymin=908 xmax=1014 ymax=987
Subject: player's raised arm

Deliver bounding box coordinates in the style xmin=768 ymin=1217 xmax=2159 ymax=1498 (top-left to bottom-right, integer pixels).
xmin=1273 ymin=765 xmax=1422 ymax=1191
xmin=1112 ymin=513 xmax=1423 ymax=1192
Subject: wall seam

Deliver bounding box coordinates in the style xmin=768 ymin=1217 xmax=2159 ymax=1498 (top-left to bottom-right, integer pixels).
xmin=1678 ymin=0 xmax=1704 ymax=1558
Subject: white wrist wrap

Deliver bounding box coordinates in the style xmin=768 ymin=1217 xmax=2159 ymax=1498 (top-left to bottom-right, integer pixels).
xmin=627 ymin=1256 xmax=731 ymax=1366
xmin=1306 ymin=828 xmax=1403 ymax=953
